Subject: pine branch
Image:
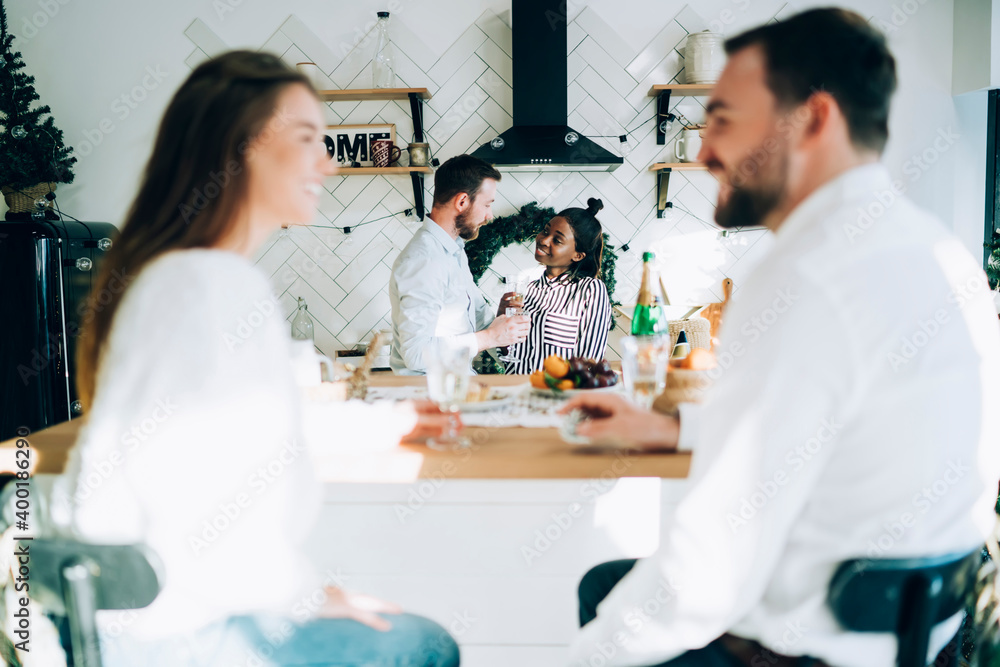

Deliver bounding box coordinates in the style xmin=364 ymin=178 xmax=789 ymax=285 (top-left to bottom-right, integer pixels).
xmin=0 ymin=0 xmax=8 ymax=48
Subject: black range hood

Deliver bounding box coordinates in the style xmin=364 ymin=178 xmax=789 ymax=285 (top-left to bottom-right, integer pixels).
xmin=470 ymin=0 xmax=623 ymax=172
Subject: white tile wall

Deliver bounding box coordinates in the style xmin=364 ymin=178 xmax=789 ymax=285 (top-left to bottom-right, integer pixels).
xmin=182 ymin=4 xmax=777 ymax=359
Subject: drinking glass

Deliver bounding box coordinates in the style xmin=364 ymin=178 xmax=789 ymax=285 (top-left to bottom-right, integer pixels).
xmin=620 ymin=335 xmax=669 ymax=409
xmin=498 ymin=275 xmax=527 ymax=364
xmin=425 ymin=338 xmax=474 ymax=450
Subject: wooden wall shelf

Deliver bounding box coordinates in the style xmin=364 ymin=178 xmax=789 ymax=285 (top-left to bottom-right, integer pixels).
xmin=335 ymin=166 xmax=433 ymax=175
xmin=317 ymin=88 xmax=432 ymax=102
xmin=650 ymin=163 xmax=709 ymax=218
xmin=650 ymin=84 xmax=715 ymax=146
xmin=318 ymin=88 xmax=434 ymax=218
xmin=649 ymin=162 xmax=707 ymax=171
xmin=647 ymin=84 xmax=715 ymax=97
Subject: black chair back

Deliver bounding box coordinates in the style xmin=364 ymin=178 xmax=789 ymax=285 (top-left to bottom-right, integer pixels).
xmin=828 ymin=549 xmax=981 ymax=667
xmin=29 ymin=539 xmax=163 ymax=667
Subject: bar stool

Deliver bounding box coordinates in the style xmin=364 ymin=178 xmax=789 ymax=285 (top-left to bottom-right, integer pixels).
xmin=28 ymin=538 xmax=163 ymax=667
xmin=828 ymin=549 xmax=982 ymax=667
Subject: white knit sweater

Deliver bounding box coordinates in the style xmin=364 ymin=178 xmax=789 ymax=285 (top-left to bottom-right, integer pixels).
xmin=44 ymin=249 xmax=414 ymax=640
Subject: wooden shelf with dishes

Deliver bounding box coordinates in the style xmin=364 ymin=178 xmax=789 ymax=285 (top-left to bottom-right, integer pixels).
xmin=648 ymin=83 xmax=714 ymax=145
xmin=647 ymin=84 xmax=715 ymax=217
xmin=334 ymin=166 xmax=433 ymax=175
xmin=316 ymin=88 xmax=432 ymax=102
xmin=320 ymin=88 xmax=434 ymax=218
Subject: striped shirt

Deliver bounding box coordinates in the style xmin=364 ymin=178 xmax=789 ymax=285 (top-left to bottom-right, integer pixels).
xmin=503 ymin=272 xmax=612 ymax=374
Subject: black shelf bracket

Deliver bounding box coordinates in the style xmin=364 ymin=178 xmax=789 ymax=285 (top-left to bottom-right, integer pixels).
xmin=656 ymin=90 xmax=672 ymax=145
xmin=410 ymin=171 xmax=425 ymax=221
xmin=408 ymin=91 xmax=428 ymax=221
xmin=656 ymin=167 xmax=672 ymax=218
xmin=409 ymin=92 xmax=425 ymax=142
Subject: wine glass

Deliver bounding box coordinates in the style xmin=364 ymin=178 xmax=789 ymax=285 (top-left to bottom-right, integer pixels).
xmin=497 ymin=275 xmax=527 ymax=364
xmin=621 ymin=335 xmax=669 ymax=409
xmin=425 ymin=338 xmax=475 ymax=450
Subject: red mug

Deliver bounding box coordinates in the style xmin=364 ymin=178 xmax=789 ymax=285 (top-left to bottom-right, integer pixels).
xmin=371 ymin=139 xmax=402 ymax=167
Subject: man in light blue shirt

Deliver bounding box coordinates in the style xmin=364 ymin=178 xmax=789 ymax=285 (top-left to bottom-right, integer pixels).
xmin=390 ymin=155 xmax=530 ymax=374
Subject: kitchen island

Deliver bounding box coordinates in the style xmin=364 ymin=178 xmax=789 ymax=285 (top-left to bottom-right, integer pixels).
xmin=0 ymin=374 xmax=693 ymax=666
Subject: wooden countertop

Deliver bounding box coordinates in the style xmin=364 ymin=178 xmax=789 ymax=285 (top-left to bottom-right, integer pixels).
xmin=0 ymin=375 xmax=690 ymax=482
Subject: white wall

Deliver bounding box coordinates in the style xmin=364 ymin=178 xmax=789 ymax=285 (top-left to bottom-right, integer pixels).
xmin=6 ymin=0 xmax=988 ymax=360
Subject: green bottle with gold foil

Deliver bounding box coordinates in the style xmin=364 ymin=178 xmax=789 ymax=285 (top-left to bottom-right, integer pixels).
xmin=631 ymin=252 xmax=665 ymax=335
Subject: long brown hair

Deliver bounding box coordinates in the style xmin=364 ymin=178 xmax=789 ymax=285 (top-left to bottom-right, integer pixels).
xmin=77 ymin=51 xmax=313 ymax=408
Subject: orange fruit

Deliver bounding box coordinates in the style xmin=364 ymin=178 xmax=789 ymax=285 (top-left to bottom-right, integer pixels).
xmin=543 ymin=354 xmax=570 ymax=379
xmin=557 ymin=379 xmax=575 ymax=391
xmin=529 ymin=370 xmax=548 ymax=389
xmin=685 ymin=348 xmax=717 ymax=370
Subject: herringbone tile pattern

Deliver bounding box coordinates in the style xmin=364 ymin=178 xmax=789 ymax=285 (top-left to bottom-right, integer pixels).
xmin=183 ymin=4 xmax=778 ymax=361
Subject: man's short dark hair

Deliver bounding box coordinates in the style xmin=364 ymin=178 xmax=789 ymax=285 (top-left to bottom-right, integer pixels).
xmin=725 ymin=8 xmax=897 ymax=154
xmin=432 ymin=154 xmax=502 ymax=207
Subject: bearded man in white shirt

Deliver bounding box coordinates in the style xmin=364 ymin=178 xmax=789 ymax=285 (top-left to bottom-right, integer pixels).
xmin=390 ymin=154 xmax=531 ymax=374
xmin=562 ymin=8 xmax=1000 ymax=667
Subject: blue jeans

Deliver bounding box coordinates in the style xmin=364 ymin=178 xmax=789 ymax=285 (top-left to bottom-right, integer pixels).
xmin=100 ymin=613 xmax=460 ymax=667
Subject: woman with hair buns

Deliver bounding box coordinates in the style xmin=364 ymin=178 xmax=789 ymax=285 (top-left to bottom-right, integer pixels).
xmin=499 ymin=198 xmax=613 ymax=374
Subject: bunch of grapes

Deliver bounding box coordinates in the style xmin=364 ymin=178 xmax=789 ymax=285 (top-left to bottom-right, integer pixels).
xmin=565 ymin=357 xmax=619 ymax=389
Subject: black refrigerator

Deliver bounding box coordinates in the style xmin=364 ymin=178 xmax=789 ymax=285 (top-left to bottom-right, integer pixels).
xmin=0 ymin=218 xmax=119 ymax=441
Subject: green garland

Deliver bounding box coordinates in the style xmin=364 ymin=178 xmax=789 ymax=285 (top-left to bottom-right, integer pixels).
xmin=465 ymin=201 xmax=621 ymax=373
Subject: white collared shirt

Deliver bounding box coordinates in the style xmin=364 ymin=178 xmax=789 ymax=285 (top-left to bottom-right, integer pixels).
xmin=569 ymin=164 xmax=1000 ymax=667
xmin=390 ymin=218 xmax=494 ymax=374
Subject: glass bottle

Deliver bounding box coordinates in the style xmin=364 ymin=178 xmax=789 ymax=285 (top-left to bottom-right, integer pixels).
xmin=372 ymin=11 xmax=396 ymax=88
xmin=670 ymin=330 xmax=690 ymax=361
xmin=632 ymin=252 xmax=665 ymax=335
xmin=291 ymin=297 xmax=315 ymax=342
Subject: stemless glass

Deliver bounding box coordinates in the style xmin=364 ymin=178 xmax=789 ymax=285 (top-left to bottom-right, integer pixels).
xmin=620 ymin=335 xmax=669 ymax=409
xmin=425 ymin=338 xmax=475 ymax=450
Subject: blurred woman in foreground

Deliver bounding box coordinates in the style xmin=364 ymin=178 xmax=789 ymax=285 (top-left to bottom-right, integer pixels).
xmin=51 ymin=51 xmax=459 ymax=666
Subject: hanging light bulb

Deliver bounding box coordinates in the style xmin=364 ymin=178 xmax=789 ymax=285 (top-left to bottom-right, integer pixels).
xmin=618 ymin=134 xmax=632 ymax=157
xmin=34 ymin=197 xmax=48 ymax=211
xmin=662 ymin=201 xmax=675 ymax=223
xmin=10 ymin=126 xmax=27 ymax=140
xmin=490 ymin=136 xmax=505 ymax=151
xmin=659 ymin=113 xmax=676 ymax=135
xmin=564 ymin=131 xmax=579 ymax=146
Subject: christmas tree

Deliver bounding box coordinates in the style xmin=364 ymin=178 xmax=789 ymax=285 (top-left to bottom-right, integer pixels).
xmin=987 ymin=242 xmax=999 ymax=291
xmin=0 ymin=0 xmax=75 ymax=212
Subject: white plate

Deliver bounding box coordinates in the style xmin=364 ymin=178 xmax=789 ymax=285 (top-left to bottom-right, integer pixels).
xmin=530 ymin=383 xmax=621 ymax=398
xmin=458 ymin=393 xmax=517 ymax=412
xmin=457 ymin=385 xmax=527 ymax=412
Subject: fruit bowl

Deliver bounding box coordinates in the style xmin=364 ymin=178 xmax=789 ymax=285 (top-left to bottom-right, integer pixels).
xmin=528 ymin=355 xmax=621 ymax=395
xmin=530 ymin=382 xmax=621 ymax=397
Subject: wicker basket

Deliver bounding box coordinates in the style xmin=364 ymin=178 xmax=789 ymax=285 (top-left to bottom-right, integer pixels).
xmin=1 ymin=182 xmax=57 ymax=214
xmin=667 ymin=317 xmax=710 ymax=351
xmin=652 ymin=368 xmax=714 ymax=414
